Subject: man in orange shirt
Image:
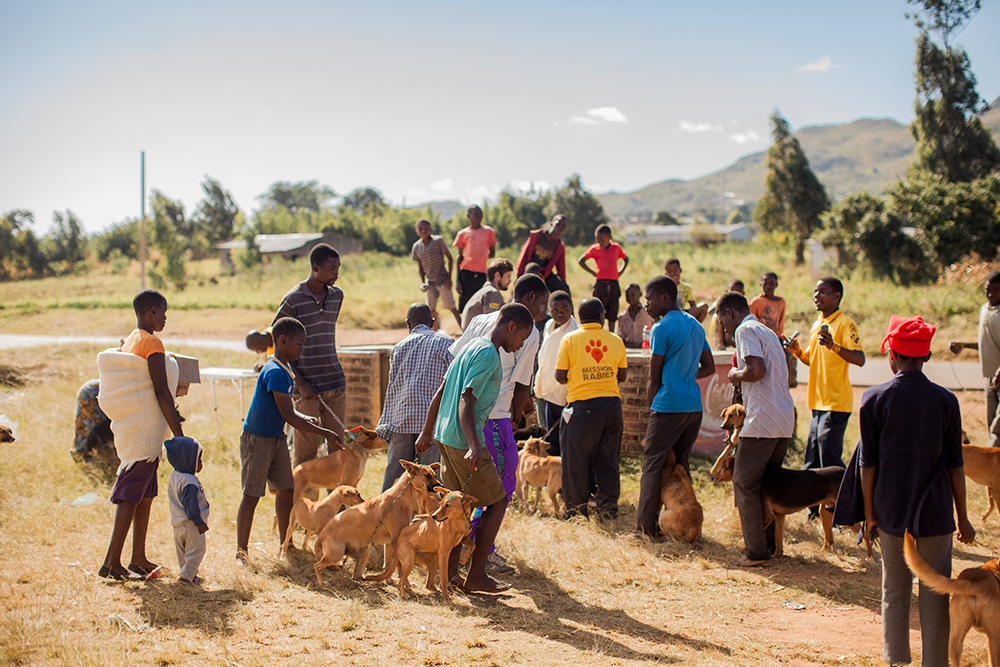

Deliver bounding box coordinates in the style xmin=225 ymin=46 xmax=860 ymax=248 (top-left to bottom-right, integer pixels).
xmin=454 ymin=205 xmax=497 ymax=313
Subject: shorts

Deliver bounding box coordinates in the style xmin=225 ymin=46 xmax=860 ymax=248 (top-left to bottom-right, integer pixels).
xmin=425 ymin=281 xmax=456 ymax=311
xmin=110 ymin=458 xmax=159 ymax=505
xmin=438 ymin=441 xmax=506 ymax=507
xmin=593 ymin=279 xmax=622 ymax=323
xmin=240 ymin=430 xmax=294 ymax=497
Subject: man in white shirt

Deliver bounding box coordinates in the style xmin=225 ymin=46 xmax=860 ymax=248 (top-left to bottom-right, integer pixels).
xmin=718 ymin=291 xmax=795 ymax=567
xmin=450 ymin=274 xmax=549 ymax=574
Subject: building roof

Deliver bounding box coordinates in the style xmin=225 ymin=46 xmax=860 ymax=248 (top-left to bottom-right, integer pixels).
xmin=216 ymin=233 xmax=324 ymax=253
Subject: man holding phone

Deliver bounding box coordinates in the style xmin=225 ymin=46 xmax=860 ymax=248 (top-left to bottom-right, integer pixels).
xmin=785 ymin=278 xmax=865 ymax=517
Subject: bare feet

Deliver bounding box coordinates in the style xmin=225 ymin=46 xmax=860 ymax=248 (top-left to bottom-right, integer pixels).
xmin=461 ymin=574 xmax=512 ymax=593
xmin=730 ymin=554 xmax=768 ymax=568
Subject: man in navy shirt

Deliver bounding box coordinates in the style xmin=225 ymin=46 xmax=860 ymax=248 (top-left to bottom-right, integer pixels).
xmin=636 ymin=275 xmax=715 ymax=538
xmin=860 ymin=316 xmax=975 ymax=667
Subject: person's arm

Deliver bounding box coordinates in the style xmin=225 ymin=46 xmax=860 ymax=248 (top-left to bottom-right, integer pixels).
xmin=180 ymin=485 xmax=208 ymax=533
xmin=618 ymin=255 xmax=629 ymax=277
xmin=555 ymin=243 xmax=566 ymax=282
xmin=442 ymin=246 xmax=454 ymax=289
xmin=647 ymin=354 xmax=664 ymax=406
xmin=617 ymin=365 xmax=628 ymax=383
xmin=714 ymin=317 xmax=727 ymax=350
xmin=578 ymin=253 xmax=597 ymax=278
xmin=416 ymin=382 xmax=445 ymax=453
xmin=785 ymin=336 xmax=810 ymax=367
xmin=273 ymin=391 xmax=342 ymax=449
xmin=949 ymin=467 xmax=976 ymax=544
xmin=818 ymin=327 xmax=866 ymax=367
xmin=147 ymin=352 xmax=183 ymax=437
xmin=729 ymin=355 xmax=765 ymax=385
xmin=459 ymin=388 xmax=482 ymax=473
xmin=415 ymin=256 xmax=427 ymax=285
xmin=555 ymin=369 xmax=568 ymax=385
xmin=861 ymin=466 xmax=878 ymax=537
xmin=696 ymin=348 xmax=715 ymax=380
xmin=511 ymin=383 xmax=532 ymax=423
xmin=949 ymin=341 xmax=978 ymax=353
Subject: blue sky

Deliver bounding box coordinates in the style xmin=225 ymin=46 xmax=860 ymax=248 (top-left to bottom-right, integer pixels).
xmin=1 ymin=0 xmax=998 ymax=233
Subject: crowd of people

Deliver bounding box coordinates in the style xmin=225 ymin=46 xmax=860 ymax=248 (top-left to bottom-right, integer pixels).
xmin=91 ymin=207 xmax=1000 ymax=665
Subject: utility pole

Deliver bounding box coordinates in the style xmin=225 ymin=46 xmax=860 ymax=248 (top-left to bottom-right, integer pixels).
xmin=140 ymin=151 xmax=146 ymax=290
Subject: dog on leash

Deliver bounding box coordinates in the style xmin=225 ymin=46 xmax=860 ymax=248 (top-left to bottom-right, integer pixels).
xmin=312 ymin=461 xmax=441 ymax=585
xmin=516 ymin=436 xmax=562 ymax=515
xmin=0 ymin=425 xmax=14 ymax=444
xmin=904 ymin=530 xmax=1000 ymax=667
xmin=709 ymin=404 xmax=746 ymax=482
xmin=291 ymin=426 xmax=388 ymax=503
xmin=281 ymin=485 xmax=364 ymax=555
xmin=962 ymin=444 xmax=1000 ymax=524
xmin=392 ymin=488 xmax=478 ymax=602
xmin=658 ymin=450 xmax=703 ymax=543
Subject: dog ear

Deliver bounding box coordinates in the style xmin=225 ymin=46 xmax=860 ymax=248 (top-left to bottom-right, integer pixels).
xmin=400 ymin=460 xmax=418 ymax=473
xmin=429 ymin=462 xmax=441 ymax=472
xmin=463 ymin=494 xmax=479 ymax=508
xmin=433 ymin=486 xmax=450 ymax=496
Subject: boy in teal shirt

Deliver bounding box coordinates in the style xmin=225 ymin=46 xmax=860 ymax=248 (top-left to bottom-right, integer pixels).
xmin=417 ymin=302 xmax=534 ymax=593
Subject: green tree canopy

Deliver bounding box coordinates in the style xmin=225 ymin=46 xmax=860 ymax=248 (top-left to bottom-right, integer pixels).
xmin=753 ymin=111 xmax=830 ymax=263
xmin=546 ymin=174 xmax=609 ymax=247
xmin=193 ymin=177 xmax=240 ymax=244
xmin=655 ymin=210 xmax=679 ymax=226
xmin=341 ymin=187 xmax=388 ymax=215
xmin=259 ymin=180 xmax=335 ymax=214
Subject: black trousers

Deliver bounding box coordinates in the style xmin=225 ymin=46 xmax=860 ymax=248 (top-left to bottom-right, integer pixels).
xmin=560 ymin=396 xmax=622 ymax=519
xmin=592 ymin=279 xmax=622 ymax=327
xmin=457 ymin=269 xmax=487 ymax=314
xmin=636 ymin=410 xmax=702 ymax=536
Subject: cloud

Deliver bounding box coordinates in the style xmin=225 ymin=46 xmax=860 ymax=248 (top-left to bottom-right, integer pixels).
xmin=511 ymin=180 xmax=551 ymax=194
xmin=569 ymin=106 xmax=628 ymax=125
xmin=431 ymin=177 xmax=453 ymax=192
xmin=798 ymin=55 xmax=845 ymax=73
xmin=465 ymin=184 xmax=501 ymax=204
xmin=729 ymin=130 xmax=762 ymax=145
xmin=678 ymin=120 xmax=722 ymax=134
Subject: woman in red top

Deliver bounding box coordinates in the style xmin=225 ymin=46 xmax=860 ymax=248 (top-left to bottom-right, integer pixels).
xmin=515 ymin=215 xmax=570 ymax=297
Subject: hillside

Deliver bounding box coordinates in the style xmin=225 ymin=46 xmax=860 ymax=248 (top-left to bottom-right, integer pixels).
xmin=600 ymin=111 xmax=1000 ymax=219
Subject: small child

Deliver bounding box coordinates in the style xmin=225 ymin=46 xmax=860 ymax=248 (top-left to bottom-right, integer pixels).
xmin=709 ymin=279 xmax=745 ymax=349
xmin=99 ymin=288 xmax=184 ymax=581
xmin=245 ymin=327 xmax=273 ymax=372
xmin=749 ymin=272 xmax=796 ymax=387
xmin=664 ymin=258 xmax=707 ymax=322
xmin=164 ymin=436 xmax=209 ymax=585
xmin=534 ymin=291 xmax=579 ymax=455
xmin=236 ymin=316 xmax=342 ymax=562
xmin=617 ymin=283 xmax=655 ymax=348
xmin=578 ymin=224 xmax=629 ymax=330
xmin=413 ymin=219 xmax=463 ymax=330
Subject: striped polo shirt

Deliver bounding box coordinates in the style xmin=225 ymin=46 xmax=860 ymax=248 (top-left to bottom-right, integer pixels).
xmin=273 ymin=282 xmax=345 ymax=393
xmin=411 ymin=236 xmax=450 ymax=285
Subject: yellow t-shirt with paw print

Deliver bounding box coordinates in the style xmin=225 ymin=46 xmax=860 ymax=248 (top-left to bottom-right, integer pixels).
xmin=556 ymin=322 xmax=627 ymax=403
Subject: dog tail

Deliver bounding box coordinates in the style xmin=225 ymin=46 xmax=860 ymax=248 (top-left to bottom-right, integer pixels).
xmin=903 ymin=531 xmax=977 ymax=597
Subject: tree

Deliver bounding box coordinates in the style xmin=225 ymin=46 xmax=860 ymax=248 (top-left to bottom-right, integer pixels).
xmin=48 ymin=210 xmax=88 ymax=266
xmin=259 ymin=180 xmax=335 ymax=214
xmin=150 ymin=191 xmax=189 ymax=290
xmin=753 ymin=111 xmax=830 ymax=264
xmin=341 ymin=187 xmax=388 ymax=215
xmin=92 ymin=219 xmax=139 ymax=262
xmin=546 ymin=174 xmax=609 ymax=247
xmin=193 ymin=177 xmax=240 ymax=245
xmin=907 ymin=0 xmax=1000 ymax=182
xmin=655 ymin=210 xmax=679 ymax=226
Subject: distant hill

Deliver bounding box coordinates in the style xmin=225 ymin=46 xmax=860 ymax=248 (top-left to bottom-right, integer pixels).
xmin=407 ymin=200 xmax=464 ymax=220
xmin=600 ymin=110 xmax=1000 ymax=220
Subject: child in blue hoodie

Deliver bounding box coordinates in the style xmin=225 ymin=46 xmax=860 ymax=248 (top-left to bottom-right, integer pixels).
xmin=164 ymin=436 xmax=209 ymax=585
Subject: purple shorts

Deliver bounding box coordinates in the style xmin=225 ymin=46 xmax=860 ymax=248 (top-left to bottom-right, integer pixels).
xmin=470 ymin=419 xmax=518 ymax=549
xmin=110 ymin=459 xmax=159 ymax=505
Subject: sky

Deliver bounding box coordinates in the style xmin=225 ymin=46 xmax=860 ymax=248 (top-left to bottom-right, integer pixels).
xmin=1 ymin=0 xmax=998 ymax=234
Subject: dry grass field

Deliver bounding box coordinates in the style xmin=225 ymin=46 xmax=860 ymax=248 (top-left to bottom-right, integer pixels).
xmin=2 ymin=342 xmax=1000 ymax=666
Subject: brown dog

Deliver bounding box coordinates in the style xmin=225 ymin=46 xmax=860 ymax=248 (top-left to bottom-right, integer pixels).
xmin=516 ymin=436 xmax=562 ymax=515
xmin=0 ymin=425 xmax=14 ymax=444
xmin=963 ymin=444 xmax=1000 ymax=523
xmin=658 ymin=450 xmax=704 ymax=543
xmin=312 ymin=460 xmax=441 ymax=585
xmin=292 ymin=426 xmax=388 ymax=503
xmin=709 ymin=404 xmax=746 ymax=482
xmin=904 ymin=530 xmax=1000 ymax=667
xmin=392 ymin=488 xmax=478 ymax=602
xmin=281 ymin=485 xmax=365 ymax=555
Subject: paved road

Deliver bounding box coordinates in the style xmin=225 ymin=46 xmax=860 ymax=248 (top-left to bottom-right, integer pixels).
xmin=0 ymin=333 xmax=986 ymax=391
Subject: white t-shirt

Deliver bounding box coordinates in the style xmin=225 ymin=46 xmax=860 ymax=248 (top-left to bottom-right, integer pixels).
xmin=534 ymin=316 xmax=579 ymax=406
xmin=450 ymin=310 xmax=540 ymax=420
xmin=735 ymin=313 xmax=795 ymax=439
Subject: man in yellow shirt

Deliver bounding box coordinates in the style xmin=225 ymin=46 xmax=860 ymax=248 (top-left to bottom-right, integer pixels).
xmin=555 ymin=298 xmax=628 ymax=520
xmin=786 ymin=277 xmax=865 ymax=516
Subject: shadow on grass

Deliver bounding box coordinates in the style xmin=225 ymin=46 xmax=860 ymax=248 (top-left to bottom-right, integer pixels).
xmin=130 ymin=579 xmax=253 ymax=635
xmin=265 ymin=546 xmax=400 ymax=607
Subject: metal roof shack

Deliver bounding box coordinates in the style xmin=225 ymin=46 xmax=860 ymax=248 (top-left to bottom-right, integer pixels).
xmin=216 ymin=232 xmax=363 ymax=272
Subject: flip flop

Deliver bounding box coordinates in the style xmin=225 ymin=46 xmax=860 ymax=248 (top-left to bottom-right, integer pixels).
xmin=98 ymin=566 xmax=142 ymax=581
xmin=730 ymin=555 xmax=768 ymax=568
xmin=128 ymin=563 xmax=160 ymax=577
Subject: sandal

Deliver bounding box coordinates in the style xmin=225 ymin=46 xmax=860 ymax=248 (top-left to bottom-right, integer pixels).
xmin=730 ymin=555 xmax=768 ymax=568
xmin=128 ymin=563 xmax=159 ymax=576
xmin=99 ymin=566 xmax=141 ymax=581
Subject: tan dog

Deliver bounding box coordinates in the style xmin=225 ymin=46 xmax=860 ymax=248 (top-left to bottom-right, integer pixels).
xmin=516 ymin=436 xmax=562 ymax=515
xmin=312 ymin=460 xmax=441 ymax=585
xmin=281 ymin=485 xmax=364 ymax=555
xmin=709 ymin=404 xmax=745 ymax=482
xmin=392 ymin=488 xmax=478 ymax=602
xmin=658 ymin=450 xmax=703 ymax=543
xmin=963 ymin=444 xmax=1000 ymax=523
xmin=904 ymin=530 xmax=1000 ymax=667
xmin=0 ymin=425 xmax=14 ymax=443
xmin=292 ymin=426 xmax=388 ymax=503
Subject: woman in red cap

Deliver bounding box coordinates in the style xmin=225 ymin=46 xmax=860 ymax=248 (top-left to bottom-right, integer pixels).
xmin=858 ymin=316 xmax=975 ymax=667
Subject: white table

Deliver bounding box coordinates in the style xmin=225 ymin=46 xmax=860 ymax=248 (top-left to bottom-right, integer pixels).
xmin=199 ymin=367 xmax=259 ymax=438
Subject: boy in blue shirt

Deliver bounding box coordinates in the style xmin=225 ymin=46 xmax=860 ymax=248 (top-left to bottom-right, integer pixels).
xmin=236 ymin=317 xmax=342 ymax=563
xmin=637 ymin=275 xmax=715 ymax=537
xmin=416 ymin=303 xmax=535 ymax=593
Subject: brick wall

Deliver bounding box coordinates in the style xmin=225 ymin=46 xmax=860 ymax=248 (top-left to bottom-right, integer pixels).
xmin=339 ymin=347 xmax=392 ymax=429
xmin=620 ymin=354 xmax=651 ymax=457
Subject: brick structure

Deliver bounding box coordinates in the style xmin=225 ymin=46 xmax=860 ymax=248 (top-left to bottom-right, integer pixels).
xmin=339 ymin=346 xmax=392 ymax=429
xmin=620 ymin=354 xmax=651 ymax=457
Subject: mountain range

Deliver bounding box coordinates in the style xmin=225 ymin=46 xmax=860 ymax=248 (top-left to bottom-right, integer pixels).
xmin=598 ymin=99 xmax=1000 ymax=220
